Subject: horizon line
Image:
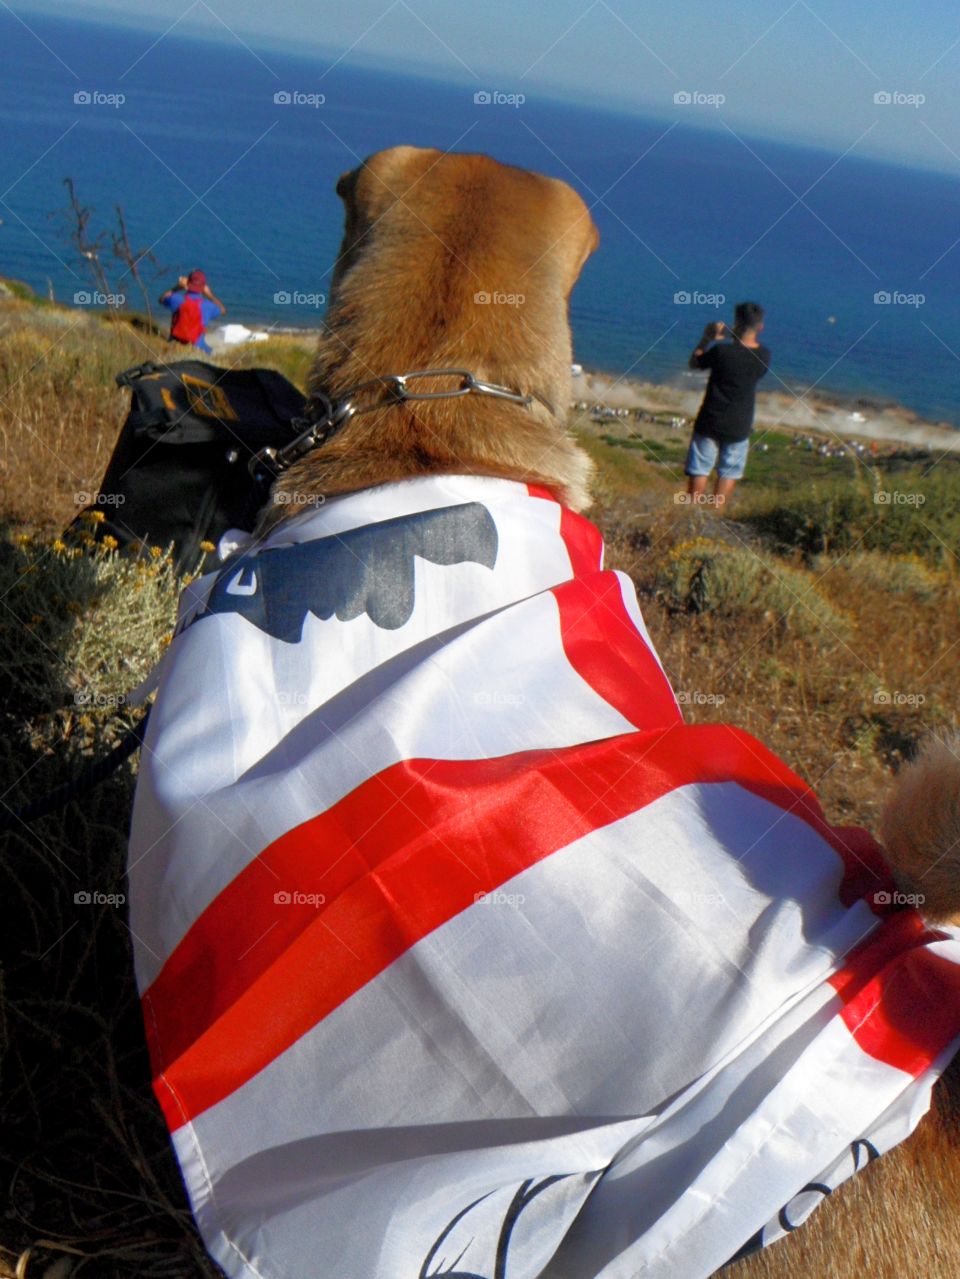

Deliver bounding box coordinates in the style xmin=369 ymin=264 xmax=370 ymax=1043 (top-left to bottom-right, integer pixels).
xmin=6 ymin=2 xmax=958 ymax=182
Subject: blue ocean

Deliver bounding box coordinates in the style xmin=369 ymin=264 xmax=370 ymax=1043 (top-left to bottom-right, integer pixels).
xmin=2 ymin=12 xmax=959 ymax=423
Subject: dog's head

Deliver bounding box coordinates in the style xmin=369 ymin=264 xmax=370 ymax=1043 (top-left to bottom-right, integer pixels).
xmin=328 ymin=145 xmax=598 ymax=307
xmin=263 ymin=147 xmax=598 ymax=526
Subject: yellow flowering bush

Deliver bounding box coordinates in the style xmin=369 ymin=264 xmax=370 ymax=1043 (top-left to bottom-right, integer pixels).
xmin=0 ymin=523 xmax=182 ymax=722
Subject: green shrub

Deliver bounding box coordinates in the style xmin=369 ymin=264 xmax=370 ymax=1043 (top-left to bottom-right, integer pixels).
xmin=814 ymin=549 xmax=946 ymax=602
xmin=739 ymin=484 xmax=874 ymax=557
xmin=655 ymin=538 xmax=852 ymax=639
xmin=740 ymin=474 xmax=960 ymax=564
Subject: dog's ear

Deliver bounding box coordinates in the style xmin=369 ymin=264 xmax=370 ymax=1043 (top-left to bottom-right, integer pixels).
xmin=336 ymin=146 xmax=438 ymax=228
xmin=542 ymin=176 xmax=599 ymax=297
xmin=335 ymin=163 xmax=389 ymax=229
xmin=331 ymin=147 xmax=440 ymax=293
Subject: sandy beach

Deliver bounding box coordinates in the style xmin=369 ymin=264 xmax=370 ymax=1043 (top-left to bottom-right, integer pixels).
xmin=576 ymin=369 xmax=960 ymax=454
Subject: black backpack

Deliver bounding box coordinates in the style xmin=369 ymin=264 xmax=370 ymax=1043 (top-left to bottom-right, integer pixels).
xmin=72 ymin=359 xmax=306 ymax=572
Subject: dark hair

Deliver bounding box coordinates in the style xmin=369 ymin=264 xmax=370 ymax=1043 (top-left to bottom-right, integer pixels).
xmin=734 ymin=301 xmax=765 ymax=331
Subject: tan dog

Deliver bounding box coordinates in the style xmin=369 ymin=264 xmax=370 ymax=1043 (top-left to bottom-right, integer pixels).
xmin=262 ymin=145 xmax=596 ymax=527
xmin=266 ymin=146 xmax=960 ymax=1278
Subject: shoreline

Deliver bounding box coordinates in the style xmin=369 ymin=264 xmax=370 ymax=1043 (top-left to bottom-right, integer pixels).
xmin=32 ymin=296 xmax=940 ymax=454
xmin=574 ymin=368 xmax=960 ymax=455
xmin=206 ymin=318 xmax=960 ymax=451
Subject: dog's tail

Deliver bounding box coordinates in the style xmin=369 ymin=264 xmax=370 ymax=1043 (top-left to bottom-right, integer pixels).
xmin=880 ymin=734 xmax=960 ymax=925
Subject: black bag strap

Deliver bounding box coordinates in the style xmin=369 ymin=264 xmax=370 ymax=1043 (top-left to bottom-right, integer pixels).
xmin=115 ymin=360 xmax=159 ymax=388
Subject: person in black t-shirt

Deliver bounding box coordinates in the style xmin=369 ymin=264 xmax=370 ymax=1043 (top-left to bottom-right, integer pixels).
xmin=684 ymin=301 xmax=771 ymax=506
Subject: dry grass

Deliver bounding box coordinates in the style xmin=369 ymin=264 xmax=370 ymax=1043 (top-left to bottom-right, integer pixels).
xmin=0 ymin=297 xmax=958 ymax=1276
xmin=595 ymin=497 xmax=959 ymax=827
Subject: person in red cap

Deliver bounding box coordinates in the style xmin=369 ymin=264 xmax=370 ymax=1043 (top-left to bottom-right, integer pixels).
xmin=159 ymin=269 xmax=226 ymax=353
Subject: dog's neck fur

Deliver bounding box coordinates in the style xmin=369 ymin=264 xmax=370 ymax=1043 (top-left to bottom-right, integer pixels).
xmin=259 ymin=196 xmax=592 ymax=535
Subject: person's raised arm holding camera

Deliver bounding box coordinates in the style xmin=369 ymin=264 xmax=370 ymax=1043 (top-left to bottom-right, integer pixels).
xmin=688 ymin=320 xmax=727 ymax=370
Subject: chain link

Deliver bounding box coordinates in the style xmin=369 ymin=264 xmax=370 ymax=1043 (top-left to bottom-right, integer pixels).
xmin=250 ymin=368 xmax=539 ymax=481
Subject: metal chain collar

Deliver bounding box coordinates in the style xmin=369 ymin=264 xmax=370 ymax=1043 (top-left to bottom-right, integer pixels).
xmin=250 ymin=368 xmax=548 ymax=480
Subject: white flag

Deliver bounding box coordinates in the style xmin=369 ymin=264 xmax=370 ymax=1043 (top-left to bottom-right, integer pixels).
xmin=128 ymin=475 xmax=960 ymax=1279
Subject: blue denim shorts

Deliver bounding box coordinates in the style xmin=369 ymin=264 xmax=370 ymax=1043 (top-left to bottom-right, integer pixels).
xmin=685 ymin=433 xmax=750 ymax=480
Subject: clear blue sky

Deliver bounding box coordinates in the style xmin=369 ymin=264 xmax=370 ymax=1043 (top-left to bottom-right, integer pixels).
xmin=14 ymin=0 xmax=960 ymax=172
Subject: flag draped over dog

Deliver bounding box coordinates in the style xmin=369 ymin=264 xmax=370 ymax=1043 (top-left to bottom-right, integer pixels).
xmin=128 ymin=475 xmax=960 ymax=1279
